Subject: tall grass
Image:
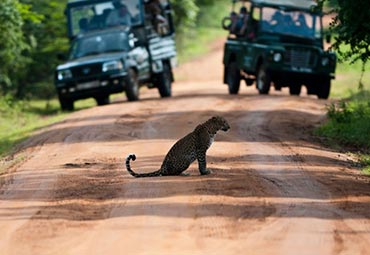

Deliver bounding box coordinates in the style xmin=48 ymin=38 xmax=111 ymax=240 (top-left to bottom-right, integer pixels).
xmin=316 ymin=91 xmax=370 ymax=149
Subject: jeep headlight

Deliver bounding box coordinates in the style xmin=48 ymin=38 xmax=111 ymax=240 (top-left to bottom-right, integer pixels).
xmin=57 ymin=69 xmax=72 ymax=80
xmin=273 ymin=52 xmax=283 ymax=62
xmin=321 ymin=57 xmax=329 ymax=66
xmin=102 ymin=60 xmax=124 ymax=72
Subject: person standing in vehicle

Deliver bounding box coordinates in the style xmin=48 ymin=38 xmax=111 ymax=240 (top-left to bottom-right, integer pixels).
xmin=236 ymin=6 xmax=250 ymax=36
xmin=147 ymin=0 xmax=168 ymax=34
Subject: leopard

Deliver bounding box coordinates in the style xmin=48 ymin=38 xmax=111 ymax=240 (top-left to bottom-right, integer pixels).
xmin=125 ymin=116 xmax=230 ymax=178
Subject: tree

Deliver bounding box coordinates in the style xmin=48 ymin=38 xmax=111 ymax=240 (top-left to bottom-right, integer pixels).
xmin=20 ymin=0 xmax=68 ymax=99
xmin=171 ymin=0 xmax=199 ymax=34
xmin=0 ymin=0 xmax=43 ymax=97
xmin=0 ymin=0 xmax=28 ymax=94
xmin=319 ymin=0 xmax=370 ymax=65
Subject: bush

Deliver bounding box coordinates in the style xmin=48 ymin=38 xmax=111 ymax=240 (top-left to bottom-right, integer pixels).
xmin=316 ymin=91 xmax=370 ymax=150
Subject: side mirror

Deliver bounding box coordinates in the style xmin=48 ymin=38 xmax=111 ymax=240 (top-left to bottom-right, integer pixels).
xmin=57 ymin=53 xmax=67 ymax=61
xmin=222 ymin=17 xmax=232 ymax=30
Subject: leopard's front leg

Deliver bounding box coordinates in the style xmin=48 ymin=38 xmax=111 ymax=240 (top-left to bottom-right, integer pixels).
xmin=196 ymin=150 xmax=211 ymax=175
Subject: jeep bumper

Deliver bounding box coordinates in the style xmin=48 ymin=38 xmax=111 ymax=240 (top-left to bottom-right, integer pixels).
xmin=55 ymin=72 xmax=127 ymax=100
xmin=268 ymin=66 xmax=334 ymax=87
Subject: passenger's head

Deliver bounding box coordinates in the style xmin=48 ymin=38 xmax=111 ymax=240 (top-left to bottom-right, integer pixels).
xmin=272 ymin=10 xmax=283 ymax=22
xmin=240 ymin=6 xmax=248 ymax=14
xmin=298 ymin=13 xmax=306 ymax=23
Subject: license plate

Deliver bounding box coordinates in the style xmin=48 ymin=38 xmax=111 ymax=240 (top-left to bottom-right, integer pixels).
xmin=292 ymin=66 xmax=313 ymax=73
xmin=77 ymin=81 xmax=99 ymax=90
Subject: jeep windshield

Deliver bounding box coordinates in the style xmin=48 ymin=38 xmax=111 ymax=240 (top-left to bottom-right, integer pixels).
xmin=69 ymin=31 xmax=130 ymax=59
xmin=260 ymin=7 xmax=322 ymax=40
xmin=68 ymin=0 xmax=143 ymax=38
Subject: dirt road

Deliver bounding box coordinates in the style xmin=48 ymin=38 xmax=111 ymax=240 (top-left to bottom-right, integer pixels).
xmin=1 ymin=45 xmax=370 ymax=255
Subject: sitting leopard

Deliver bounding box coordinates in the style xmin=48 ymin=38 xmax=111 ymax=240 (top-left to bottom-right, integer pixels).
xmin=125 ymin=116 xmax=230 ymax=177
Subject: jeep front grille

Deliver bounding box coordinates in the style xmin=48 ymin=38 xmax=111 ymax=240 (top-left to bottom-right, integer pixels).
xmin=284 ymin=48 xmax=316 ymax=68
xmin=71 ymin=63 xmax=102 ymax=79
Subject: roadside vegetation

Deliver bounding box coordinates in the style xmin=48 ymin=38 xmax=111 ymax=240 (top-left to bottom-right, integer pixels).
xmin=315 ymin=0 xmax=370 ymax=174
xmin=176 ymin=0 xmax=229 ymax=62
xmin=315 ymin=84 xmax=370 ymax=174
xmin=0 ymin=98 xmax=61 ymax=157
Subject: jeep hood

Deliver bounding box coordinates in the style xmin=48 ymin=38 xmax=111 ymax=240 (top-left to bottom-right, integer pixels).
xmin=57 ymin=52 xmax=127 ymax=71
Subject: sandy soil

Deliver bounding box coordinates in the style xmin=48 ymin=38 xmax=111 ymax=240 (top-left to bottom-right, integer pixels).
xmin=0 ymin=43 xmax=370 ymax=255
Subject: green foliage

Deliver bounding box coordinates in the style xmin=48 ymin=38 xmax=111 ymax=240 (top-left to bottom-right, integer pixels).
xmin=359 ymin=154 xmax=370 ymax=175
xmin=19 ymin=0 xmax=68 ymax=99
xmin=171 ymin=0 xmax=199 ymax=34
xmin=319 ymin=0 xmax=370 ymax=65
xmin=0 ymin=95 xmax=98 ymax=157
xmin=0 ymin=0 xmax=67 ymax=99
xmin=175 ymin=0 xmax=229 ymax=62
xmin=316 ymin=91 xmax=370 ymax=150
xmin=0 ymin=0 xmax=29 ymax=93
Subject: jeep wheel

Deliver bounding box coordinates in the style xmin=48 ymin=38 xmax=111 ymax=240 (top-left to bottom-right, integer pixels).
xmin=289 ymin=84 xmax=301 ymax=96
xmin=59 ymin=96 xmax=74 ymax=111
xmin=157 ymin=63 xmax=172 ymax=98
xmin=256 ymin=64 xmax=271 ymax=94
xmin=95 ymin=95 xmax=110 ymax=106
xmin=226 ymin=62 xmax=241 ymax=95
xmin=317 ymin=78 xmax=331 ymax=99
xmin=226 ymin=62 xmax=241 ymax=94
xmin=126 ymin=69 xmax=139 ymax=101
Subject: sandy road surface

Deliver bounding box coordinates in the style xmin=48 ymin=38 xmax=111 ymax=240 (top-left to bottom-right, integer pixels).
xmin=1 ymin=45 xmax=370 ymax=255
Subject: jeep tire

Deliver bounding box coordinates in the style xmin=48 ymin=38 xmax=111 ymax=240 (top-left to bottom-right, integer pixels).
xmin=256 ymin=64 xmax=271 ymax=95
xmin=156 ymin=63 xmax=172 ymax=98
xmin=126 ymin=68 xmax=140 ymax=101
xmin=289 ymin=84 xmax=302 ymax=96
xmin=226 ymin=62 xmax=241 ymax=94
xmin=95 ymin=95 xmax=110 ymax=106
xmin=317 ymin=77 xmax=331 ymax=99
xmin=59 ymin=96 xmax=74 ymax=111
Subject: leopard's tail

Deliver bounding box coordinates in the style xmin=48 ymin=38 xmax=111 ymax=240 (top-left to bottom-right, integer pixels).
xmin=125 ymin=154 xmax=162 ymax=178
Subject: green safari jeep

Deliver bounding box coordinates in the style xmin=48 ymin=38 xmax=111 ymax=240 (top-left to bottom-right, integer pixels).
xmin=222 ymin=0 xmax=336 ymax=99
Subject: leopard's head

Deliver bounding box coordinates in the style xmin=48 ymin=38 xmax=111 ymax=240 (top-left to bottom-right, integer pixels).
xmin=210 ymin=116 xmax=230 ymax=132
